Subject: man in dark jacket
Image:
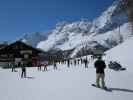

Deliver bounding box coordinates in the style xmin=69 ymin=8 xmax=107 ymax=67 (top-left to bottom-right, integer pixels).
xmin=94 ymin=56 xmax=106 ymax=88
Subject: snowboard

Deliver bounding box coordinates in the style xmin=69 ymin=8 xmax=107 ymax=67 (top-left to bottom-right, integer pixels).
xmin=91 ymin=84 xmax=112 ymax=92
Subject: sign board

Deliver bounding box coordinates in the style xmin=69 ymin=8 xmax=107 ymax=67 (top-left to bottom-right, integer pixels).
xmin=15 ymin=58 xmax=22 ymax=63
xmin=24 ymin=54 xmax=29 ymax=59
xmin=20 ymin=50 xmax=32 ymax=54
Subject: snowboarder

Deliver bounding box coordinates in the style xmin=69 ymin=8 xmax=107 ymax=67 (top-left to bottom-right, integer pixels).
xmin=94 ymin=56 xmax=106 ymax=88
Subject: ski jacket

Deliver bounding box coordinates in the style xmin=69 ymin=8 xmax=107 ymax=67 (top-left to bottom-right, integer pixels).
xmin=94 ymin=60 xmax=106 ymax=74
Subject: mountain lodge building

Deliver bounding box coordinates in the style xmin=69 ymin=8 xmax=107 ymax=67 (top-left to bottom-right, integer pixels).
xmin=0 ymin=41 xmax=45 ymax=67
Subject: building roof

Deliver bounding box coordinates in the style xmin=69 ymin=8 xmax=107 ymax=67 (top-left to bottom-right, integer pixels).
xmin=0 ymin=41 xmax=44 ymax=54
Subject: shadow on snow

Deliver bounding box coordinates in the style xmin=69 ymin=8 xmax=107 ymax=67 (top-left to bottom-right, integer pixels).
xmin=110 ymin=88 xmax=133 ymax=93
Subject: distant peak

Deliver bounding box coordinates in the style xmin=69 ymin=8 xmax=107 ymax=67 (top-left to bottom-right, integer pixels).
xmin=56 ymin=21 xmax=70 ymax=27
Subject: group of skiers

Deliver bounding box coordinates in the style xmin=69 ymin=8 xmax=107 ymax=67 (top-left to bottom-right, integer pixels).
xmin=9 ymin=60 xmax=27 ymax=78
xmin=37 ymin=62 xmax=48 ymax=71
xmin=8 ymin=54 xmax=114 ymax=89
xmin=37 ymin=61 xmax=57 ymax=71
xmin=58 ymin=57 xmax=93 ymax=68
xmin=9 ymin=55 xmax=95 ymax=78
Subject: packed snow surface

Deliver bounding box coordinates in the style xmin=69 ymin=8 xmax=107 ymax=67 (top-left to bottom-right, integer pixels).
xmin=105 ymin=37 xmax=133 ymax=72
xmin=1 ymin=40 xmax=133 ymax=100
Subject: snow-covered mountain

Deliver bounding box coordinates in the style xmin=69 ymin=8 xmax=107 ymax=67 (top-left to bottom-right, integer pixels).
xmin=21 ymin=0 xmax=132 ymax=57
xmin=37 ymin=20 xmax=93 ymax=51
xmin=21 ymin=32 xmax=47 ymax=47
xmin=36 ymin=0 xmax=132 ymax=57
xmin=71 ymin=22 xmax=132 ymax=57
xmin=90 ymin=0 xmax=128 ymax=34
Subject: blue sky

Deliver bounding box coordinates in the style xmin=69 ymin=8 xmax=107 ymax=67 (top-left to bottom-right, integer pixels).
xmin=0 ymin=0 xmax=114 ymax=42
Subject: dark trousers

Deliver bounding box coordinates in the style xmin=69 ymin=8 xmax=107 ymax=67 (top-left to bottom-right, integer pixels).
xmin=38 ymin=66 xmax=41 ymax=71
xmin=44 ymin=66 xmax=47 ymax=71
xmin=21 ymin=70 xmax=26 ymax=78
xmin=54 ymin=66 xmax=57 ymax=70
xmin=85 ymin=63 xmax=88 ymax=68
xmin=11 ymin=67 xmax=15 ymax=72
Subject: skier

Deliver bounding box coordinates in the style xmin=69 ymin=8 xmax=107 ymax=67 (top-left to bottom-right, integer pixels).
xmin=21 ymin=61 xmax=27 ymax=78
xmin=70 ymin=60 xmax=73 ymax=65
xmin=37 ymin=62 xmax=42 ymax=71
xmin=53 ymin=61 xmax=57 ymax=70
xmin=77 ymin=59 xmax=80 ymax=65
xmin=44 ymin=63 xmax=48 ymax=71
xmin=94 ymin=56 xmax=106 ymax=88
xmin=91 ymin=55 xmax=94 ymax=60
xmin=80 ymin=58 xmax=83 ymax=64
xmin=74 ymin=59 xmax=77 ymax=66
xmin=67 ymin=59 xmax=70 ymax=68
xmin=9 ymin=60 xmax=16 ymax=72
xmin=84 ymin=58 xmax=88 ymax=68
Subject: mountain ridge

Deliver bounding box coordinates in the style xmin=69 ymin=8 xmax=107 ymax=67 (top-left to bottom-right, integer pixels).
xmin=21 ymin=0 xmax=132 ymax=57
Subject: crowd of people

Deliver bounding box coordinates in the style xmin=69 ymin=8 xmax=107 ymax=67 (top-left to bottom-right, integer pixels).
xmin=8 ymin=55 xmax=96 ymax=79
xmin=57 ymin=56 xmax=95 ymax=68
xmin=8 ymin=55 xmax=123 ymax=89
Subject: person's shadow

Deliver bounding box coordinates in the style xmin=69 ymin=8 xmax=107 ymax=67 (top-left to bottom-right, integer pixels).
xmin=110 ymin=88 xmax=133 ymax=93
